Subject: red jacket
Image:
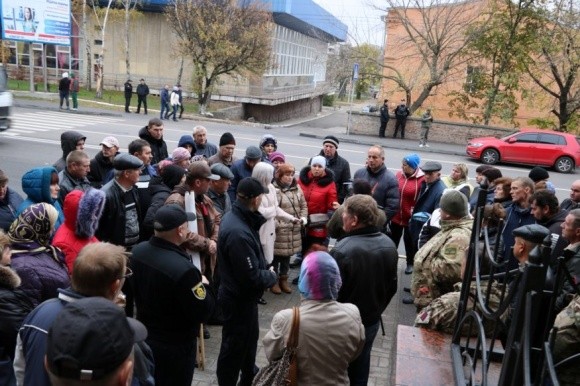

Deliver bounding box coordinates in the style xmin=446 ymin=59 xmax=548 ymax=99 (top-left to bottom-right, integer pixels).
xmin=391 ymin=168 xmax=425 ymax=226
xmin=298 ymin=166 xmax=337 ymax=238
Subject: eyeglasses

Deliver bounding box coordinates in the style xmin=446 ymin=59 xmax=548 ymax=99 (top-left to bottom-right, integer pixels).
xmin=123 ymin=267 xmax=133 ymax=279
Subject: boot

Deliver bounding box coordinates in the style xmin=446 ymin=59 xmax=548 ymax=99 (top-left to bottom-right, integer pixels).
xmin=279 ymin=275 xmax=292 ymax=294
xmin=270 ymin=281 xmax=282 ymax=295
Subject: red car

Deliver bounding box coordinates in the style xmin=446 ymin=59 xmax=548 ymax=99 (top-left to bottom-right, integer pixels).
xmin=466 ymin=129 xmax=580 ymax=173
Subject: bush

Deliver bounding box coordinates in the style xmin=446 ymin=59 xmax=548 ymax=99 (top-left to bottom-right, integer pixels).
xmin=323 ymin=94 xmax=335 ymax=107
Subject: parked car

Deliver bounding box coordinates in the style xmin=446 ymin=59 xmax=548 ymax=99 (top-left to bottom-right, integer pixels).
xmin=466 ymin=129 xmax=580 ymax=173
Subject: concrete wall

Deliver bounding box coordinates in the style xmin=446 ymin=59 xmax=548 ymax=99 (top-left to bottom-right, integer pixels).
xmin=244 ymin=95 xmax=322 ymax=123
xmin=212 ymin=105 xmax=245 ymax=121
xmin=351 ymin=111 xmax=513 ymax=145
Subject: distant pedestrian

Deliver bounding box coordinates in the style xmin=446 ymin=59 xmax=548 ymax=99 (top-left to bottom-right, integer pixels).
xmin=124 ymin=79 xmax=133 ymax=113
xmin=160 ymin=84 xmax=170 ymax=120
xmin=136 ymin=78 xmax=149 ymax=114
xmin=419 ymin=108 xmax=433 ymax=147
xmin=177 ymin=84 xmax=184 ymax=118
xmin=378 ymin=99 xmax=389 ymax=138
xmin=58 ymin=72 xmax=70 ymax=110
xmin=69 ymin=73 xmax=79 ymax=110
xmin=393 ymin=99 xmax=410 ymax=139
xmin=167 ymin=86 xmax=180 ymax=122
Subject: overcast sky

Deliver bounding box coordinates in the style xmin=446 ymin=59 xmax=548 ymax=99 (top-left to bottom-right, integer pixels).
xmin=312 ymin=0 xmax=386 ymax=47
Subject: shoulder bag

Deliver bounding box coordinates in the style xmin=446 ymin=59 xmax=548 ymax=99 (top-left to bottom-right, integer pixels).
xmin=252 ymin=307 xmax=300 ymax=386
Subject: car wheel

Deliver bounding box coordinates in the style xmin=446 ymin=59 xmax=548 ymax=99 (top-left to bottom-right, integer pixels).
xmin=555 ymin=156 xmax=574 ymax=173
xmin=481 ymin=149 xmax=499 ymax=165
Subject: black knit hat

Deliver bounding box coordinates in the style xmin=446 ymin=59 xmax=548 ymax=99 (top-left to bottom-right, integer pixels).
xmin=219 ymin=132 xmax=236 ymax=147
xmin=529 ymin=166 xmax=549 ymax=182
xmin=323 ymin=135 xmax=339 ymax=148
xmin=481 ymin=167 xmax=502 ymax=183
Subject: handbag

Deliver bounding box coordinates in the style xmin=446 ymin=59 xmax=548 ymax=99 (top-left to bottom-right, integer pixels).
xmin=308 ymin=213 xmax=330 ymax=228
xmin=252 ymin=307 xmax=300 ymax=386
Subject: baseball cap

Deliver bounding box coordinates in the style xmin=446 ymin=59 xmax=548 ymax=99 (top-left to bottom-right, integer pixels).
xmin=237 ymin=177 xmax=268 ymax=198
xmin=187 ymin=161 xmax=220 ymax=180
xmin=154 ymin=204 xmax=196 ymax=232
xmin=46 ymin=297 xmax=147 ymax=381
xmin=100 ymin=136 xmax=119 ymax=148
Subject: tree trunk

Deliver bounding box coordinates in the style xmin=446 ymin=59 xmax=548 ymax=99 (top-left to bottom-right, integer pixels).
xmin=124 ymin=0 xmax=130 ymax=79
xmin=82 ymin=0 xmax=91 ymax=90
xmin=177 ymin=57 xmax=184 ymax=86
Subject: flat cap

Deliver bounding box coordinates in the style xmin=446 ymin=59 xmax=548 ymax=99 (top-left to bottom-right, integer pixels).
xmin=513 ymin=224 xmax=550 ymax=244
xmin=245 ymin=146 xmax=262 ymax=160
xmin=187 ymin=161 xmax=220 ymax=180
xmin=421 ymin=161 xmax=442 ymax=172
xmin=210 ymin=163 xmax=234 ymax=180
xmin=113 ymin=153 xmax=143 ymax=171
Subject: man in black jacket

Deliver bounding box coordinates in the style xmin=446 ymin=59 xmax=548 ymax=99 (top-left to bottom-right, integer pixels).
xmin=135 ymin=78 xmax=149 ymax=114
xmin=88 ymin=136 xmax=119 ymax=188
xmin=316 ymin=135 xmax=351 ymax=204
xmin=216 ymin=177 xmax=276 ymax=386
xmin=330 ymin=194 xmax=398 ymax=386
xmin=132 ymin=204 xmax=214 ymax=386
xmin=379 ymin=99 xmax=389 ymax=138
xmin=57 ymin=150 xmax=91 ymax=206
xmin=138 ymin=118 xmax=168 ymax=165
xmin=124 ymin=79 xmax=132 ymax=113
xmin=393 ymin=99 xmax=410 ymax=139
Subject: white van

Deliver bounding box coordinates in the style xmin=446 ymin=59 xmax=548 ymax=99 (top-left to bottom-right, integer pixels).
xmin=0 ymin=65 xmax=12 ymax=131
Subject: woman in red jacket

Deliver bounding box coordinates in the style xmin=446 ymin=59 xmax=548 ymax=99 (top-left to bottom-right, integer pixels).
xmin=298 ymin=156 xmax=338 ymax=254
xmin=390 ymin=154 xmax=425 ymax=274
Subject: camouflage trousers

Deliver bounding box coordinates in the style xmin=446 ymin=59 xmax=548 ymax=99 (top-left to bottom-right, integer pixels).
xmin=552 ymin=294 xmax=580 ymax=385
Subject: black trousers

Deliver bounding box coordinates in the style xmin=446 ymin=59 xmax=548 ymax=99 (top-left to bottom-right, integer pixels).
xmin=394 ymin=119 xmax=407 ymax=138
xmin=147 ymin=338 xmax=196 ymax=386
xmin=390 ymin=222 xmax=416 ymax=266
xmin=217 ymin=297 xmax=259 ymax=386
xmin=125 ymin=96 xmax=131 ymax=112
xmin=137 ymin=95 xmax=147 ymax=114
xmin=379 ymin=120 xmax=388 ymax=137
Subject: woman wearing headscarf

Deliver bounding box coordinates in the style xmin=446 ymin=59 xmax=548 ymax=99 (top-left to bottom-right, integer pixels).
xmin=252 ymin=163 xmax=298 ymax=301
xmin=262 ymin=251 xmax=365 ymax=385
xmin=8 ymin=203 xmax=70 ymax=307
xmin=17 ymin=166 xmax=64 ymax=231
xmin=272 ymin=163 xmax=307 ymax=294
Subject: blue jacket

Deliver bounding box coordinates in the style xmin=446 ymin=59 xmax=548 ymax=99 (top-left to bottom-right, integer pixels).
xmin=17 ymin=167 xmax=64 ymax=230
xmin=0 ymin=187 xmax=23 ymax=232
xmin=228 ymin=158 xmax=254 ymax=202
xmin=353 ymin=164 xmax=400 ymax=220
xmin=409 ymin=179 xmax=446 ymax=239
xmin=500 ymin=203 xmax=535 ymax=269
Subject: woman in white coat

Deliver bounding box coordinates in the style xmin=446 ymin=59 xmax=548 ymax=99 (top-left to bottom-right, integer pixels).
xmin=252 ymin=163 xmax=299 ymax=297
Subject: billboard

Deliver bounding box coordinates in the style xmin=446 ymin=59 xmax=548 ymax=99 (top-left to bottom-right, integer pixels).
xmin=1 ymin=0 xmax=71 ymax=45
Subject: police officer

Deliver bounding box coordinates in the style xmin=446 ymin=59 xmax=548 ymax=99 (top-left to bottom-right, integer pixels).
xmin=216 ymin=177 xmax=277 ymax=386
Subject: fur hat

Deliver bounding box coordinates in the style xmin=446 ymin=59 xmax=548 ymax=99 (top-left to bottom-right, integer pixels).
xmin=259 ymin=134 xmax=277 ymax=150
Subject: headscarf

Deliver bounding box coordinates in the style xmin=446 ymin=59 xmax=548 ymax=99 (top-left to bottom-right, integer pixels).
xmin=9 ymin=203 xmax=58 ymax=247
xmin=298 ymin=251 xmax=342 ymax=301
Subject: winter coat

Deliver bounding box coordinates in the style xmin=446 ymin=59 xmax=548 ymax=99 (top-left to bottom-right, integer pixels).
xmin=353 ymin=164 xmax=400 ymax=221
xmin=217 ymin=201 xmax=276 ymax=301
xmin=170 ymin=90 xmax=180 ymax=106
xmin=392 ymin=168 xmax=425 ymax=227
xmin=139 ymin=126 xmax=168 ymax=165
xmin=561 ymin=198 xmax=580 ymax=212
xmin=97 ymin=179 xmax=142 ymax=248
xmin=124 ymin=81 xmax=133 ymax=98
xmin=499 ymin=203 xmax=536 ymax=269
xmin=331 ymin=226 xmax=399 ymax=326
xmin=58 ymin=77 xmax=70 ymax=92
xmin=394 ymin=104 xmax=410 ymax=120
xmin=258 ymin=183 xmax=295 ymax=264
xmin=136 ymin=83 xmax=149 ymax=97
xmin=160 ymin=88 xmax=170 ymax=104
xmin=263 ymin=300 xmax=365 ymax=385
xmin=177 ymin=135 xmax=195 ymax=155
xmin=17 ymin=166 xmax=64 ymax=231
xmin=408 ymin=178 xmax=446 ymax=240
xmin=273 ymin=180 xmax=308 ymax=257
xmin=57 ymin=168 xmax=91 ymax=207
xmin=0 ymin=266 xmax=34 ymax=360
xmin=143 ymin=176 xmax=172 ymax=235
xmin=52 ymin=189 xmax=105 ymax=272
xmin=207 ymin=152 xmax=237 ymax=168
xmin=194 ymin=142 xmax=218 ymax=159
xmin=53 ymin=131 xmax=85 ymax=173
xmin=228 ymin=158 xmax=254 ymax=202
xmin=411 ymin=217 xmax=473 ymax=309
xmin=0 ymin=187 xmax=23 ymax=232
xmin=315 ymin=150 xmax=351 ymax=204
xmin=298 ymin=166 xmax=337 ymax=239
xmin=207 ymin=188 xmax=231 ymax=216
xmin=88 ymin=151 xmax=117 ymax=188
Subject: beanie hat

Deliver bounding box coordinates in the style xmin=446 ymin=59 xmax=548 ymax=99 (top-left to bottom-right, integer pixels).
xmin=260 ymin=134 xmax=277 ymax=150
xmin=310 ymin=155 xmax=326 ymax=168
xmin=172 ymin=147 xmax=191 ymax=163
xmin=481 ymin=167 xmax=502 ymax=183
xmin=528 ymin=166 xmax=549 ymax=182
xmin=161 ymin=164 xmax=187 ymax=190
xmin=323 ymin=135 xmax=339 ymax=149
xmin=403 ymin=153 xmax=421 ymax=170
xmin=298 ymin=251 xmax=342 ymax=301
xmin=439 ymin=189 xmax=468 ymax=218
xmin=268 ymin=151 xmax=285 ymax=164
xmin=219 ymin=132 xmax=236 ymax=147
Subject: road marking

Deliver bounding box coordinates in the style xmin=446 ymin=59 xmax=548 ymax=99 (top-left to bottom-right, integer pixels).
xmin=0 ymin=111 xmax=124 ymax=136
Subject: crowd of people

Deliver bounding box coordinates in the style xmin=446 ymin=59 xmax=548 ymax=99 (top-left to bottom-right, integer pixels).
xmin=0 ymin=119 xmax=579 ymax=385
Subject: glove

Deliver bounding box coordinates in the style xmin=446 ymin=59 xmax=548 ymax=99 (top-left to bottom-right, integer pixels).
xmin=301 ymin=217 xmax=308 ymax=226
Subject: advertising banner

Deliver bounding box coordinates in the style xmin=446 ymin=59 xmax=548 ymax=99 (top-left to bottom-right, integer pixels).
xmin=1 ymin=0 xmax=71 ymax=45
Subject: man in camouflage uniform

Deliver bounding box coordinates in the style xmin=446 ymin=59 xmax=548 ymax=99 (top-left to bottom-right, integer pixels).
xmin=411 ymin=190 xmax=472 ymax=310
xmin=552 ymin=293 xmax=580 ymax=384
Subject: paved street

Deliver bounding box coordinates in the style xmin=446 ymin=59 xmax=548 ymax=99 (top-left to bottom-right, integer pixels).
xmin=1 ymin=95 xmax=576 ymax=385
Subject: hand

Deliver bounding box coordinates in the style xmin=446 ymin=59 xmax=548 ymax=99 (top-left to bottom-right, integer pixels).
xmin=292 ymin=217 xmax=301 ymax=224
xmin=269 ymin=266 xmax=275 ymax=273
xmin=208 ymin=240 xmax=217 ymax=255
xmin=301 ymin=217 xmax=308 ymax=226
xmin=201 ymin=275 xmax=209 ymax=285
xmin=332 ymin=202 xmax=340 ymax=210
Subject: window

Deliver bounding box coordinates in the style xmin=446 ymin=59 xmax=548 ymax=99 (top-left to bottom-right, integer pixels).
xmin=513 ymin=133 xmax=538 ymax=143
xmin=538 ymin=134 xmax=565 ymax=145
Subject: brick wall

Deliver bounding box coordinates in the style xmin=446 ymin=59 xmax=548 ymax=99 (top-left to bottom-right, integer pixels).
xmin=351 ymin=112 xmax=513 ymax=145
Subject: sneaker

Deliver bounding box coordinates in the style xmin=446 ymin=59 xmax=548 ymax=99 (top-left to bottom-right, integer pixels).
xmin=425 ymin=144 xmax=430 ymax=147
xmin=419 ymin=144 xmax=424 ymax=147
xmin=404 ymin=264 xmax=413 ymax=275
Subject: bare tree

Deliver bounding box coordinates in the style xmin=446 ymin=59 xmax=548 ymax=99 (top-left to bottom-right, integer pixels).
xmin=378 ymin=0 xmax=486 ymax=112
xmin=86 ymin=0 xmax=115 ymax=98
xmin=118 ymin=0 xmax=139 ymax=79
xmin=166 ymin=0 xmax=272 ymax=113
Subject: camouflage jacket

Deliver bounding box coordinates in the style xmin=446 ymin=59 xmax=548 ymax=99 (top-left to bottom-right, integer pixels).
xmin=552 ymin=294 xmax=580 ymax=384
xmin=411 ymin=217 xmax=472 ymax=308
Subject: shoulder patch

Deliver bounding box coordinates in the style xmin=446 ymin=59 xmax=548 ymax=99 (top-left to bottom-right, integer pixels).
xmin=443 ymin=244 xmax=458 ymax=257
xmin=192 ymin=282 xmax=206 ymax=300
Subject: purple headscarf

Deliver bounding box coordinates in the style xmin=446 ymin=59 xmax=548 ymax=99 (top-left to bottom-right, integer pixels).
xmin=298 ymin=251 xmax=342 ymax=301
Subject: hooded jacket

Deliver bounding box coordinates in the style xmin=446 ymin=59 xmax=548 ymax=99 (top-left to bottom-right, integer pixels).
xmin=139 ymin=126 xmax=168 ymax=165
xmin=17 ymin=166 xmax=64 ymax=231
xmin=52 ymin=189 xmax=105 ymax=272
xmin=0 ymin=187 xmax=23 ymax=232
xmin=392 ymin=167 xmax=425 ymax=226
xmin=353 ymin=164 xmax=400 ymax=221
xmin=177 ymin=135 xmax=196 ymax=156
xmin=53 ymin=131 xmax=86 ymax=173
xmin=298 ymin=166 xmax=337 ymax=239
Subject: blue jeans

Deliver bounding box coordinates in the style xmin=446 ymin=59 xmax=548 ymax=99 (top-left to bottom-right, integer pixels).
xmin=348 ymin=320 xmax=380 ymax=386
